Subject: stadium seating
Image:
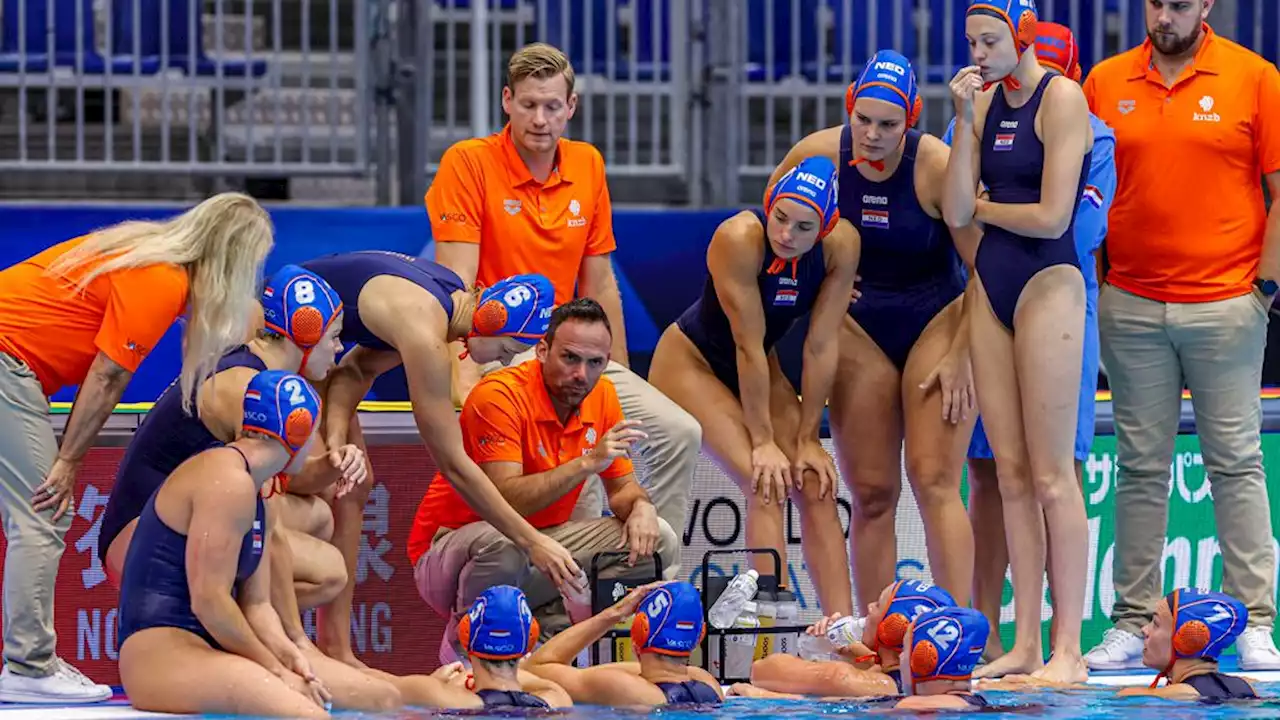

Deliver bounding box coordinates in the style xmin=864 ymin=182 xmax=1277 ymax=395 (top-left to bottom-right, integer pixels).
xmin=0 ymin=0 xmax=162 ymax=74
xmin=110 ymin=0 xmax=269 ymax=78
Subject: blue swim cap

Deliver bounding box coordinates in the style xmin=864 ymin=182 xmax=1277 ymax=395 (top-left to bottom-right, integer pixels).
xmin=877 ymin=580 xmax=957 ymax=651
xmin=458 ymin=585 xmax=539 ymax=661
xmin=764 ymin=156 xmax=840 ymax=238
xmin=846 ymin=50 xmax=921 ymax=127
xmin=261 ymin=265 xmax=344 ymax=349
xmin=908 ymin=607 xmax=989 ymax=684
xmin=968 ymin=0 xmax=1039 ymax=52
xmin=242 ymin=369 xmax=321 ymax=457
xmin=473 ymin=274 xmax=556 ymax=344
xmin=1166 ymin=589 xmax=1247 ymax=664
xmin=632 ymin=582 xmax=705 ymax=657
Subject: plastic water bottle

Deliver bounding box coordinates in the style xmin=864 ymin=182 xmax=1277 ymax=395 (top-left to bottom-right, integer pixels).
xmin=774 ymin=589 xmax=800 ymax=656
xmin=797 ymin=632 xmax=840 ymax=661
xmin=708 ymin=569 xmax=760 ymax=629
xmin=753 ymin=591 xmax=778 ymax=660
xmin=724 ymin=602 xmax=760 ymax=679
xmin=825 ymin=615 xmax=866 ymax=650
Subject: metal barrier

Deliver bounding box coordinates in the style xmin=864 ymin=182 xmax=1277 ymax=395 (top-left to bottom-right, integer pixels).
xmin=0 ymin=0 xmax=372 ymax=195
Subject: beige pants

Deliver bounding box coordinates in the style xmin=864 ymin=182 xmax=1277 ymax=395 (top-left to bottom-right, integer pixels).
xmin=414 ymin=516 xmax=680 ymax=639
xmin=481 ymin=351 xmax=699 ymax=574
xmin=1100 ymin=286 xmax=1275 ymax=633
xmin=0 ymin=353 xmax=67 ymax=677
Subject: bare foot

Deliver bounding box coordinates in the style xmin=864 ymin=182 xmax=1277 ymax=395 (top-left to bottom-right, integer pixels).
xmin=1031 ymin=652 xmax=1088 ymax=685
xmin=320 ymin=647 xmax=370 ymax=671
xmin=982 ymin=638 xmax=1006 ymax=664
xmin=972 ymin=647 xmax=1043 ymax=679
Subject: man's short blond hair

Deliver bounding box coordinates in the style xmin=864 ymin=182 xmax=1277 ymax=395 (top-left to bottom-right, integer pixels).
xmin=507 ymin=42 xmax=576 ymax=96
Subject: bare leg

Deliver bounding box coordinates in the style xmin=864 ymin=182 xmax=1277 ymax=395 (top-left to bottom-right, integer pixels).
xmin=284 ymin=526 xmax=348 ymax=609
xmin=1016 ymin=267 xmax=1088 ymax=684
xmin=967 ymin=457 xmax=1008 ymax=660
xmin=119 ymin=628 xmax=328 ymax=718
xmin=749 ymin=654 xmax=897 ymax=698
xmin=317 ymin=418 xmax=373 ymax=669
xmin=901 ymin=300 xmax=977 ymax=605
xmin=828 ymin=316 xmax=905 ymax=615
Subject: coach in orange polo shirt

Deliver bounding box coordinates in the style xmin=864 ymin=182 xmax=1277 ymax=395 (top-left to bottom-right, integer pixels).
xmin=1082 ymin=2 xmax=1280 ymax=672
xmin=426 ymin=43 xmax=699 ymax=564
xmin=408 ymin=299 xmax=678 ymax=665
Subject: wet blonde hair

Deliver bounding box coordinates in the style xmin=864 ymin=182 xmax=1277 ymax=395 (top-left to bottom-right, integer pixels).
xmin=507 ymin=42 xmax=576 ymax=96
xmin=48 ymin=192 xmax=274 ymax=413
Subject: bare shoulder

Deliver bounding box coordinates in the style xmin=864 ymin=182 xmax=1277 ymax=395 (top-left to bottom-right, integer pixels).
xmin=712 ymin=211 xmax=767 ymax=255
xmin=794 ymin=125 xmax=844 ymax=163
xmin=358 ymin=275 xmax=450 ymax=347
xmin=821 ymin=219 xmax=858 ymax=268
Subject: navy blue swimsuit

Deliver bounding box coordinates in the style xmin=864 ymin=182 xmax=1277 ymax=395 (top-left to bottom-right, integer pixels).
xmin=656 ymin=680 xmax=722 ymax=705
xmin=977 ymin=74 xmax=1089 ymax=330
xmin=840 ymin=128 xmax=965 ymax=371
xmin=100 ymin=346 xmax=267 ymax=564
xmin=476 ymin=689 xmax=551 ymax=709
xmin=116 ymin=447 xmax=266 ymax=649
xmin=676 ymin=210 xmax=826 ymax=396
xmin=301 ymin=250 xmax=465 ymax=351
xmin=1184 ymin=672 xmax=1256 ymax=701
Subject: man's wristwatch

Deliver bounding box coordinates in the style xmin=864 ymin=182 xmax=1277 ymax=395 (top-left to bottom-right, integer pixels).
xmin=1255 ymin=277 xmax=1278 ymax=296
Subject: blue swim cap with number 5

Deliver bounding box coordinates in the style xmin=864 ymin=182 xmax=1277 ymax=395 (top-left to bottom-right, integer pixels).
xmin=472 ymin=273 xmax=556 ymax=343
xmin=242 ymin=369 xmax=322 ymax=457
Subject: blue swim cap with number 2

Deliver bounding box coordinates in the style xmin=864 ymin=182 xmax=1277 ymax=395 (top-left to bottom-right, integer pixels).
xmin=242 ymin=369 xmax=322 ymax=459
xmin=472 ymin=273 xmax=556 ymax=343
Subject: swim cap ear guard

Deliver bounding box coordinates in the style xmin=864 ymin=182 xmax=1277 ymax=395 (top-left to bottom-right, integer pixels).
xmin=1034 ymin=21 xmax=1082 ymax=82
xmin=472 ymin=273 xmax=556 ymax=344
xmin=261 ymin=265 xmax=344 ymax=370
xmin=844 ymin=50 xmax=923 ymax=128
xmin=631 ymin=582 xmax=706 ymax=658
xmin=1164 ymin=589 xmax=1247 ymax=670
xmin=458 ymin=585 xmax=541 ymax=662
xmin=242 ymin=369 xmax=322 ymax=462
xmin=968 ymin=0 xmax=1039 ymax=90
xmin=876 ymin=580 xmax=958 ymax=652
xmin=762 ymin=156 xmax=841 ymax=239
xmin=908 ymin=607 xmax=989 ymax=685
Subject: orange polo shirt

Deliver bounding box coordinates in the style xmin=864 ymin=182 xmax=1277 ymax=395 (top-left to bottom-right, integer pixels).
xmin=407 ymin=360 xmax=633 ymax=565
xmin=1082 ymin=25 xmax=1280 ymax=303
xmin=424 ymin=124 xmax=615 ymax=305
xmin=0 ymin=237 xmax=189 ymax=395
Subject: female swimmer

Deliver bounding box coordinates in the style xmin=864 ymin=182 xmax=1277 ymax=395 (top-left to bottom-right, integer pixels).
xmin=117 ymin=370 xmax=335 ymax=718
xmin=523 ymin=581 xmax=724 ymax=706
xmin=299 ymin=252 xmax=578 ymax=667
xmin=0 ymin=192 xmax=272 ymax=703
xmin=647 ymin=158 xmax=857 ymax=614
xmin=770 ymin=50 xmax=979 ymax=612
xmin=942 ymin=0 xmax=1094 ymax=683
xmin=896 ymin=607 xmax=991 ymax=711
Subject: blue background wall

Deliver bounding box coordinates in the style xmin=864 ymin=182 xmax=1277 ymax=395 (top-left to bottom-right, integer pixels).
xmin=0 ymin=204 xmax=787 ymax=404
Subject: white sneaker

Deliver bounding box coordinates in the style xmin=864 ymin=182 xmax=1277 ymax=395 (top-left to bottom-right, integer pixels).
xmin=0 ymin=658 xmax=112 ymax=704
xmin=1236 ymin=626 xmax=1280 ymax=671
xmin=1084 ymin=628 xmax=1145 ymax=670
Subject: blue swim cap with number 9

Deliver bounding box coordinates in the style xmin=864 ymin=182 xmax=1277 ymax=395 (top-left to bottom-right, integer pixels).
xmin=472 ymin=273 xmax=556 ymax=343
xmin=242 ymin=369 xmax=322 ymax=457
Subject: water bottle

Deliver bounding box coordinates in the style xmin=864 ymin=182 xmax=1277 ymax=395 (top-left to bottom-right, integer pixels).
xmin=708 ymin=569 xmax=760 ymax=629
xmin=825 ymin=615 xmax=866 ymax=650
xmin=753 ymin=591 xmax=778 ymax=661
xmin=797 ymin=632 xmax=840 ymax=661
xmin=774 ymin=589 xmax=800 ymax=656
xmin=724 ymin=602 xmax=760 ymax=679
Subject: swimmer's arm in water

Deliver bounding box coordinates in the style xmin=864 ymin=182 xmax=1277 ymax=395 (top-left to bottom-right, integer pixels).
xmin=579 ymin=254 xmax=630 ymax=367
xmin=186 ymin=471 xmax=290 ymax=675
xmin=435 ymin=239 xmax=484 ymax=404
xmin=320 ymin=345 xmax=403 ymax=452
xmin=798 ymin=220 xmax=859 ymax=447
xmin=973 ymin=79 xmax=1091 ymax=239
xmin=709 ymin=214 xmax=776 ymax=450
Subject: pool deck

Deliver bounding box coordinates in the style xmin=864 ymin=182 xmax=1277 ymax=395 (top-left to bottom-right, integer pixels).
xmin=0 ymin=659 xmax=1274 ymax=719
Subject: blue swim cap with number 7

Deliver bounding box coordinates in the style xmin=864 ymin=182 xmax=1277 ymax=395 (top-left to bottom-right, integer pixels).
xmin=242 ymin=369 xmax=321 ymax=457
xmin=472 ymin=273 xmax=556 ymax=343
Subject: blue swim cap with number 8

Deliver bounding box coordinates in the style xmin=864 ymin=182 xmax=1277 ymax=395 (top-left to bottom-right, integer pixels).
xmin=242 ymin=369 xmax=322 ymax=458
xmin=261 ymin=265 xmax=344 ymax=350
xmin=472 ymin=273 xmax=556 ymax=343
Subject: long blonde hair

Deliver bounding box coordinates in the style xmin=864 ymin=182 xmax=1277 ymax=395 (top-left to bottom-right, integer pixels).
xmin=48 ymin=192 xmax=274 ymax=413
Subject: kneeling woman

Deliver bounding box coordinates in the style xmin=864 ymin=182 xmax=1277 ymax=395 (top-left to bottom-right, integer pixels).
xmin=647 ymin=158 xmax=858 ymax=615
xmin=117 ymin=370 xmax=335 ymax=718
